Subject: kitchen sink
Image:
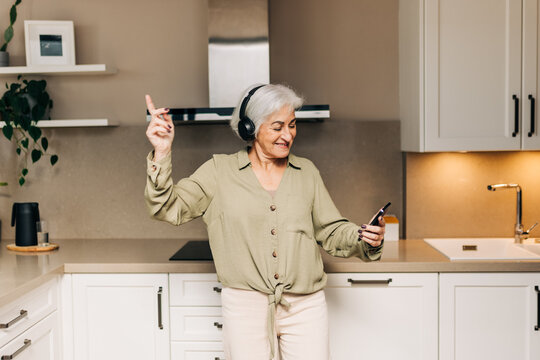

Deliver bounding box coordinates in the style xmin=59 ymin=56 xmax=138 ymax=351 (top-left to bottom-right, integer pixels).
xmin=424 ymin=238 xmax=540 ymax=260
xmin=521 ymin=239 xmax=540 ymax=256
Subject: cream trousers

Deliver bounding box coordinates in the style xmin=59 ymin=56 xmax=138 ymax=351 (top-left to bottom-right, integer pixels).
xmin=221 ymin=287 xmax=330 ymax=360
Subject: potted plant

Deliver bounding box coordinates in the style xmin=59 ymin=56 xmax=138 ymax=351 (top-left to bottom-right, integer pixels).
xmin=1 ymin=75 xmax=58 ymax=186
xmin=0 ymin=0 xmax=23 ymax=67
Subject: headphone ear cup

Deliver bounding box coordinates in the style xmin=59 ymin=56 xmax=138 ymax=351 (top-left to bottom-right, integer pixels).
xmin=238 ymin=117 xmax=256 ymax=141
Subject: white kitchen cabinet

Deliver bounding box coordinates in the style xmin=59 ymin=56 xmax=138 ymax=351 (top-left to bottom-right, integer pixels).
xmin=324 ymin=273 xmax=438 ymax=360
xmin=0 ymin=277 xmax=61 ymax=360
xmin=71 ymin=274 xmax=169 ymax=360
xmin=169 ymin=274 xmax=224 ymax=360
xmin=400 ymin=0 xmax=540 ymax=151
xmin=440 ymin=273 xmax=540 ymax=360
xmin=0 ymin=277 xmax=58 ymax=348
xmin=0 ymin=311 xmax=61 ymax=360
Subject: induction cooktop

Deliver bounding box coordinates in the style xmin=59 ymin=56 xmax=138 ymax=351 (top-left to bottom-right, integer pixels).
xmin=169 ymin=240 xmax=213 ymax=261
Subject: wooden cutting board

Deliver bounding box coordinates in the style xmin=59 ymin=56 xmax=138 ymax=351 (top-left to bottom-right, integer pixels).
xmin=6 ymin=243 xmax=59 ymax=252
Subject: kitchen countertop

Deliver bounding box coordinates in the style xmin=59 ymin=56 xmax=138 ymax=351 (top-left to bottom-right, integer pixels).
xmin=1 ymin=238 xmax=540 ymax=307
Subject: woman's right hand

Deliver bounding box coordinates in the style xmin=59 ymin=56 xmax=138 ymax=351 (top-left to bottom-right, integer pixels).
xmin=145 ymin=94 xmax=174 ymax=161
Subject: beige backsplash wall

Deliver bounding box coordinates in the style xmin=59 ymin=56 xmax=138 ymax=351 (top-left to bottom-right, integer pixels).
xmin=0 ymin=0 xmax=402 ymax=240
xmin=406 ymin=152 xmax=540 ymax=239
xmin=0 ymin=121 xmax=402 ymax=240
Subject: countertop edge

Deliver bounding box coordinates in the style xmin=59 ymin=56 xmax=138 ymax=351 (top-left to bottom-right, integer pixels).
xmin=0 ymin=264 xmax=64 ymax=307
xmin=2 ymin=239 xmax=540 ymax=308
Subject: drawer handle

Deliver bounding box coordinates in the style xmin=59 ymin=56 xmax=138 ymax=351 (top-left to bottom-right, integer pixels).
xmin=214 ymin=358 xmax=225 ymax=360
xmin=157 ymin=287 xmax=163 ymax=330
xmin=347 ymin=278 xmax=392 ymax=285
xmin=1 ymin=339 xmax=31 ymax=359
xmin=535 ymin=286 xmax=539 ymax=331
xmin=213 ymin=322 xmax=223 ymax=329
xmin=213 ymin=287 xmax=222 ymax=293
xmin=0 ymin=310 xmax=28 ymax=329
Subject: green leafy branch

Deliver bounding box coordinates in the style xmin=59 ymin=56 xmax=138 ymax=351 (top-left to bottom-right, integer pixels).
xmin=1 ymin=75 xmax=58 ymax=186
xmin=1 ymin=0 xmax=22 ymax=52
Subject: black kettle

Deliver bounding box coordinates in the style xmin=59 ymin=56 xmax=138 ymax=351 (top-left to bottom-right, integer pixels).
xmin=11 ymin=202 xmax=40 ymax=246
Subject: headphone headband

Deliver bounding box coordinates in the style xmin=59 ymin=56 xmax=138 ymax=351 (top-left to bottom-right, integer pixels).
xmin=239 ymin=85 xmax=265 ymax=121
xmin=237 ymin=85 xmax=265 ymax=141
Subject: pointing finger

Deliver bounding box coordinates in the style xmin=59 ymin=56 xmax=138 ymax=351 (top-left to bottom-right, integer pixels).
xmin=145 ymin=94 xmax=156 ymax=113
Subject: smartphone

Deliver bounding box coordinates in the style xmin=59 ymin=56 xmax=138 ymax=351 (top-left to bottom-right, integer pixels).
xmin=368 ymin=202 xmax=391 ymax=226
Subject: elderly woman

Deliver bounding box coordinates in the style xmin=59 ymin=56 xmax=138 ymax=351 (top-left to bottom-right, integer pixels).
xmin=144 ymin=84 xmax=385 ymax=360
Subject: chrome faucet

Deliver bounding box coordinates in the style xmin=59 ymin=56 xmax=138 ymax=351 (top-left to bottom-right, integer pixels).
xmin=487 ymin=183 xmax=537 ymax=243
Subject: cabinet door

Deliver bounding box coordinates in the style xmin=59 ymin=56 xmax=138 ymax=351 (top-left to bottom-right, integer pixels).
xmin=325 ymin=273 xmax=438 ymax=360
xmin=522 ymin=0 xmax=540 ymax=149
xmin=440 ymin=273 xmax=540 ymax=360
xmin=425 ymin=0 xmax=522 ymax=151
xmin=72 ymin=274 xmax=169 ymax=360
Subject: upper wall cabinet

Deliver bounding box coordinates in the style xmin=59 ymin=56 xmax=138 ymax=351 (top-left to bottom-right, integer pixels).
xmin=400 ymin=0 xmax=540 ymax=151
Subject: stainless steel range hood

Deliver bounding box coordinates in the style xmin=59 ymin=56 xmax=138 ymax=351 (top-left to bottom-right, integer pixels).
xmin=146 ymin=0 xmax=329 ymax=124
xmin=208 ymin=0 xmax=269 ymax=108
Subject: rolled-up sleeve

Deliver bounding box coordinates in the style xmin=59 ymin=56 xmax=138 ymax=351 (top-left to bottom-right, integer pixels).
xmin=312 ymin=169 xmax=382 ymax=261
xmin=144 ymin=151 xmax=216 ymax=225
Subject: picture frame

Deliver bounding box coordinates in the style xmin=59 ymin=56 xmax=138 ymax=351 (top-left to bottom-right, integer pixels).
xmin=24 ymin=20 xmax=76 ymax=67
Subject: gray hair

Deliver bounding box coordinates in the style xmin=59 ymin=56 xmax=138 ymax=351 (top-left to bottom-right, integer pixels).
xmin=230 ymin=83 xmax=304 ymax=142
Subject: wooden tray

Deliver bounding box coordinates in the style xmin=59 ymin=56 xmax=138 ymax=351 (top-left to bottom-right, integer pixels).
xmin=6 ymin=243 xmax=59 ymax=252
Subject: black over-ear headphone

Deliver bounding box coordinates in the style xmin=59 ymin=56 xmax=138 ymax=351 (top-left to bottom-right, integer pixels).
xmin=238 ymin=85 xmax=265 ymax=141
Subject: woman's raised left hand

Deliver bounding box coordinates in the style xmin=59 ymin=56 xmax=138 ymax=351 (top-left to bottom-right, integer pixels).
xmin=358 ymin=216 xmax=385 ymax=247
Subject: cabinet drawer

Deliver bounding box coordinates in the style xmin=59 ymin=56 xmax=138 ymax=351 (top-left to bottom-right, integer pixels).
xmin=171 ymin=341 xmax=225 ymax=360
xmin=170 ymin=307 xmax=223 ymax=341
xmin=0 ymin=277 xmax=58 ymax=348
xmin=326 ymin=272 xmax=436 ymax=287
xmin=170 ymin=274 xmax=222 ymax=306
xmin=0 ymin=311 xmax=60 ymax=360
xmin=325 ymin=272 xmax=438 ymax=360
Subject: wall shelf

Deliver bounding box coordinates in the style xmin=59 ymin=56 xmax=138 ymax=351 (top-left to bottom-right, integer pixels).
xmin=0 ymin=119 xmax=117 ymax=128
xmin=0 ymin=64 xmax=116 ymax=76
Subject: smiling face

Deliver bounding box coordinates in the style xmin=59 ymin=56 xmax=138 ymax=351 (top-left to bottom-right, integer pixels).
xmin=253 ymin=105 xmax=297 ymax=159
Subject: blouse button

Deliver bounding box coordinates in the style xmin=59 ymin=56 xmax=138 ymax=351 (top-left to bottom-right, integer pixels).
xmin=270 ymin=205 xmax=276 ymax=211
xmin=151 ymin=165 xmax=157 ymax=172
xmin=272 ymin=250 xmax=277 ymax=258
xmin=271 ymin=229 xmax=276 ymax=235
xmin=274 ymin=273 xmax=279 ymax=279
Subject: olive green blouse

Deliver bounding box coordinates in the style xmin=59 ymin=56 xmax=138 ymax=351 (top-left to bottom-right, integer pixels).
xmin=145 ymin=147 xmax=382 ymax=356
